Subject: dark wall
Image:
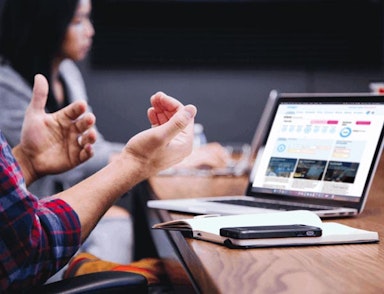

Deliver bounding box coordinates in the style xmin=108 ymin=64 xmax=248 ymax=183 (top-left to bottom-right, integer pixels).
xmin=79 ymin=63 xmax=384 ymax=145
xmin=80 ymin=0 xmax=384 ymax=145
xmin=1 ymin=0 xmax=382 ymax=144
xmin=90 ymin=0 xmax=384 ymax=69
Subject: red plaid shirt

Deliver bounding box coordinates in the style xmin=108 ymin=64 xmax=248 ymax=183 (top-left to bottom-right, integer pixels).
xmin=0 ymin=131 xmax=81 ymax=292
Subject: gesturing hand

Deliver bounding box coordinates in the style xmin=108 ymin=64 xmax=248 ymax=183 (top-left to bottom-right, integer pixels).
xmin=122 ymin=91 xmax=196 ymax=177
xmin=14 ymin=74 xmax=97 ymax=185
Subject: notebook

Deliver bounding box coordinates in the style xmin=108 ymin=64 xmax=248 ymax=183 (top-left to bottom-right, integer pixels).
xmin=152 ymin=211 xmax=379 ymax=248
xmin=148 ymin=92 xmax=384 ymax=218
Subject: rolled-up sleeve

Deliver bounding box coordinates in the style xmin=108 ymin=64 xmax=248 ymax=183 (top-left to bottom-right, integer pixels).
xmin=0 ymin=131 xmax=81 ymax=291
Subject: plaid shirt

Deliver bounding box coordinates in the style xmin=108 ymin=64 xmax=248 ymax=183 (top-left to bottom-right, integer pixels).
xmin=0 ymin=131 xmax=81 ymax=292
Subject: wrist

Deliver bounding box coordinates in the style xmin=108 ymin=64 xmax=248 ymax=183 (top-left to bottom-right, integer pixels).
xmin=108 ymin=153 xmax=149 ymax=190
xmin=12 ymin=145 xmax=38 ymax=186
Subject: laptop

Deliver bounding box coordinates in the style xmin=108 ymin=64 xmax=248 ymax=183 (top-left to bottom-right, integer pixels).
xmin=148 ymin=92 xmax=384 ymax=218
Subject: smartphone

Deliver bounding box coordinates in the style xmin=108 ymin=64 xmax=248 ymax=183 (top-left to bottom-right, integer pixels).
xmin=219 ymin=224 xmax=322 ymax=239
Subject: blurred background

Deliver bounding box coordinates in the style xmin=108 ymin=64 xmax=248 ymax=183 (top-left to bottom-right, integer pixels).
xmin=2 ymin=0 xmax=384 ymax=144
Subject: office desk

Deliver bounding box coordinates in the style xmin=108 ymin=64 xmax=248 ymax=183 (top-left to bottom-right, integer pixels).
xmin=147 ymin=155 xmax=384 ymax=293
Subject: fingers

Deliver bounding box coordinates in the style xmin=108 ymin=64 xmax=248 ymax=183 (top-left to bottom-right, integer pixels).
xmin=156 ymin=104 xmax=197 ymax=140
xmin=76 ymin=126 xmax=96 ymax=163
xmin=74 ymin=112 xmax=96 ymax=133
xmin=30 ymin=74 xmax=89 ymax=123
xmin=60 ymin=100 xmax=89 ymax=121
xmin=150 ymin=91 xmax=183 ymax=111
xmin=30 ymin=74 xmax=49 ymax=111
xmin=148 ymin=92 xmax=184 ymax=126
xmin=147 ymin=107 xmax=160 ymax=126
xmin=78 ymin=143 xmax=95 ymax=163
xmin=78 ymin=128 xmax=97 ymax=147
xmin=147 ymin=91 xmax=197 ymax=150
xmin=75 ymin=113 xmax=97 ymax=159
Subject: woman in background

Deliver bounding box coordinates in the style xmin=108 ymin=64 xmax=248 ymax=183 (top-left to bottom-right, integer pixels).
xmin=0 ymin=0 xmax=228 ymax=274
xmin=0 ymin=0 xmax=135 ymax=269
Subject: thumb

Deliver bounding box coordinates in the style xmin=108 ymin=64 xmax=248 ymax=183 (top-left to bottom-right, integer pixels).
xmin=29 ymin=74 xmax=49 ymax=112
xmin=160 ymin=104 xmax=197 ymax=139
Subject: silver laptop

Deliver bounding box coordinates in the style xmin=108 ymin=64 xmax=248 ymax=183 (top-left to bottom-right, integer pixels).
xmin=148 ymin=92 xmax=384 ymax=218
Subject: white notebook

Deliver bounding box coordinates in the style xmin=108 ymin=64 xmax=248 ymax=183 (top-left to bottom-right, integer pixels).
xmin=152 ymin=210 xmax=379 ymax=249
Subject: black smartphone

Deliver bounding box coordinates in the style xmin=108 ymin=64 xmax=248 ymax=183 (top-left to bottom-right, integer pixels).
xmin=219 ymin=224 xmax=322 ymax=239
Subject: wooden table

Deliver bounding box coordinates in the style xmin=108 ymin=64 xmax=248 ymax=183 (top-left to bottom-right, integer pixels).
xmin=147 ymin=155 xmax=384 ymax=294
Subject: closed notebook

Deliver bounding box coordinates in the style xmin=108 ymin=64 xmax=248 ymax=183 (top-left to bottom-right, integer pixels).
xmin=152 ymin=210 xmax=379 ymax=249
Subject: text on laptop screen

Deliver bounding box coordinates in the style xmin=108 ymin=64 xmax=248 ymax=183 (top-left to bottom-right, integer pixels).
xmin=250 ymin=101 xmax=384 ymax=202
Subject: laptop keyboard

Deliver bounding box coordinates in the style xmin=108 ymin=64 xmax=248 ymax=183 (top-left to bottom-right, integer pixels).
xmin=211 ymin=199 xmax=330 ymax=211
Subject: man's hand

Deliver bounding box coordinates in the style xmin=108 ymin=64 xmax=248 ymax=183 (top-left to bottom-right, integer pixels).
xmin=13 ymin=74 xmax=97 ymax=185
xmin=58 ymin=91 xmax=195 ymax=239
xmin=121 ymin=91 xmax=197 ymax=176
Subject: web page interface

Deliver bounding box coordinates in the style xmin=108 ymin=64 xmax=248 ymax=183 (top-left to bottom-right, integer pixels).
xmin=252 ymin=102 xmax=384 ymax=201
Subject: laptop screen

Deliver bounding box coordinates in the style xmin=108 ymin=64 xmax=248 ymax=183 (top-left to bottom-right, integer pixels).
xmin=248 ymin=94 xmax=384 ymax=207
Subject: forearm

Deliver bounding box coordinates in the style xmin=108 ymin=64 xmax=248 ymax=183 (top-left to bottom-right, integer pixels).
xmin=56 ymin=155 xmax=146 ymax=241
